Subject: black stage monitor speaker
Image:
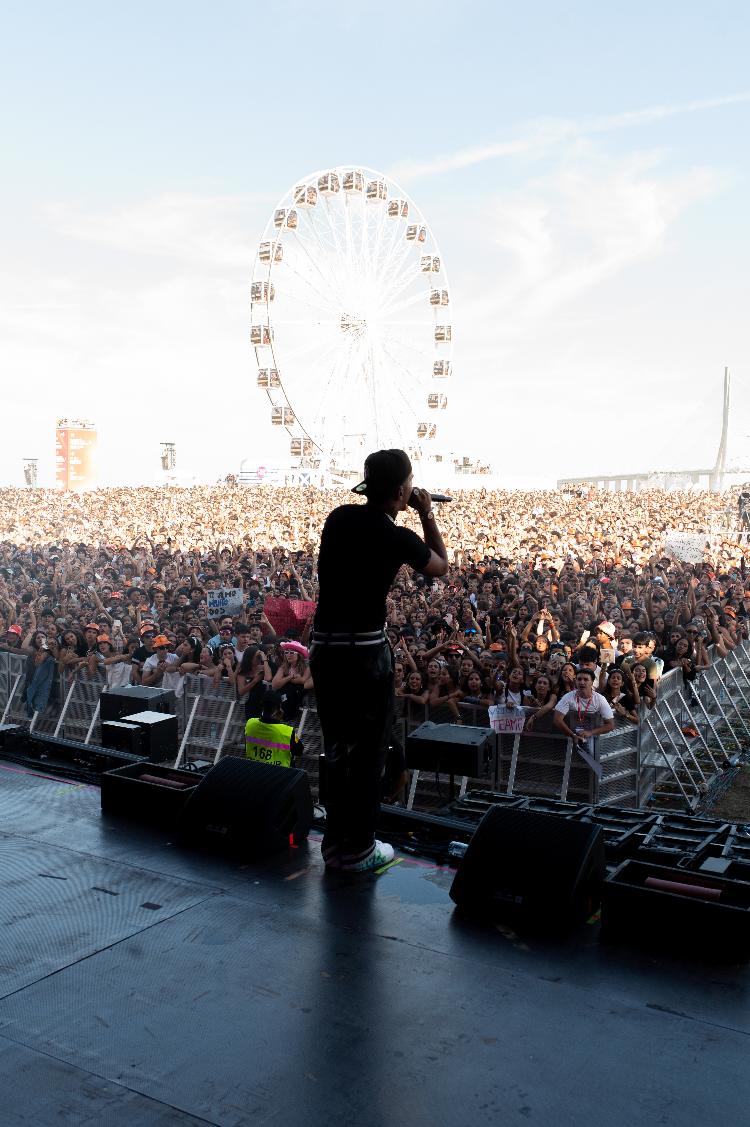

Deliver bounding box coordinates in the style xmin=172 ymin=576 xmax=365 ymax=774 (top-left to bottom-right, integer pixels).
xmin=100 ymin=685 xmax=176 ymax=723
xmin=101 ymin=720 xmax=145 ymax=758
xmin=177 ymin=757 xmax=313 ymax=858
xmin=406 ymin=721 xmax=492 ymax=777
xmin=0 ymin=723 xmax=22 ymax=748
xmin=121 ymin=710 xmax=178 ymax=763
xmin=450 ymin=805 xmax=606 ymax=928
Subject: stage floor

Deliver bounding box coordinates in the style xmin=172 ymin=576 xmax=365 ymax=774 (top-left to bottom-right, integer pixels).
xmin=0 ymin=759 xmax=748 ymax=1127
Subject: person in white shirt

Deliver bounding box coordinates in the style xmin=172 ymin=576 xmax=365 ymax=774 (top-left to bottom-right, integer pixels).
xmin=91 ymin=634 xmax=133 ymax=688
xmin=141 ymin=634 xmax=181 ymax=688
xmin=553 ymin=667 xmax=615 ymax=744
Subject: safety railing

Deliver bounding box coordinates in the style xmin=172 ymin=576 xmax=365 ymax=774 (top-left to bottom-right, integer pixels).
xmin=2 ymin=641 xmax=749 ymax=813
xmin=175 ymin=675 xmax=244 ymax=768
xmin=634 ymin=645 xmax=750 ymax=810
xmin=0 ymin=651 xmax=31 ymax=727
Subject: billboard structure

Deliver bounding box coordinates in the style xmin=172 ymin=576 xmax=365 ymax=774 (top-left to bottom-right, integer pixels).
xmin=55 ymin=419 xmax=97 ymax=491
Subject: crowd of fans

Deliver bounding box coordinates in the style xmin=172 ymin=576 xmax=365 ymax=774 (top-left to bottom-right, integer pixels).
xmin=0 ymin=484 xmax=747 ymax=728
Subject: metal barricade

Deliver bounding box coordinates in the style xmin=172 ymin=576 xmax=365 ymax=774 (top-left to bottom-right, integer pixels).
xmin=54 ymin=673 xmax=106 ymax=744
xmin=595 ymin=723 xmax=639 ymax=805
xmin=621 ymin=643 xmax=750 ymax=810
xmin=496 ymin=729 xmax=579 ymax=801
xmin=0 ymin=650 xmax=29 ymax=726
xmin=2 ymin=641 xmax=749 ymax=813
xmin=175 ymin=676 xmax=243 ymax=768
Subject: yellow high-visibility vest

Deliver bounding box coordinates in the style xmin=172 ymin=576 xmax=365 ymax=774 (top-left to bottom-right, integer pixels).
xmin=244 ymin=717 xmax=294 ymax=767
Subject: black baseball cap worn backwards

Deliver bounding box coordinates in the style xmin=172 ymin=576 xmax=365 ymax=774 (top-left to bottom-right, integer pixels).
xmin=351 ymin=449 xmax=412 ymax=500
xmin=260 ymin=689 xmax=284 ymax=721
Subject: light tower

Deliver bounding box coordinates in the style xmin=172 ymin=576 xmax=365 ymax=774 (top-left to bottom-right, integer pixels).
xmin=710 ymin=367 xmax=730 ymax=492
xmin=160 ymin=442 xmax=176 ymax=473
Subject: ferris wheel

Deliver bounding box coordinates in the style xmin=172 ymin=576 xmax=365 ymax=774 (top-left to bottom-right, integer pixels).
xmin=250 ymin=165 xmax=452 ymax=471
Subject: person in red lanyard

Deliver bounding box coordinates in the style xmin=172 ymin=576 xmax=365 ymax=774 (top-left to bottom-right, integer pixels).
xmin=553 ymin=667 xmax=615 ymax=746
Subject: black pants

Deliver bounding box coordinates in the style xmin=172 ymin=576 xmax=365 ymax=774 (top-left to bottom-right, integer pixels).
xmin=310 ymin=641 xmax=393 ymax=860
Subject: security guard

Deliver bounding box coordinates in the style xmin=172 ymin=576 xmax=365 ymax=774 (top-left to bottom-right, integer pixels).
xmin=244 ymin=690 xmax=301 ymax=768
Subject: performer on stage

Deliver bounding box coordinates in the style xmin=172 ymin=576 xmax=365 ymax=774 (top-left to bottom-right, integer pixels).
xmin=310 ymin=449 xmax=449 ymax=872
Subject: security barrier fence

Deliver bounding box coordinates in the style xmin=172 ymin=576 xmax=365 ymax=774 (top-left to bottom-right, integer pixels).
xmin=2 ymin=641 xmax=750 ymax=814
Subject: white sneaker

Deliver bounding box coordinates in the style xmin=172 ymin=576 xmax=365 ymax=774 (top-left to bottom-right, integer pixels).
xmin=340 ymin=840 xmax=395 ymax=872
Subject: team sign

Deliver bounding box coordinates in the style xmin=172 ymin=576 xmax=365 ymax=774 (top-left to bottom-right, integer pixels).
xmin=207 ymin=587 xmax=244 ymax=618
xmin=488 ymin=705 xmax=527 ymax=734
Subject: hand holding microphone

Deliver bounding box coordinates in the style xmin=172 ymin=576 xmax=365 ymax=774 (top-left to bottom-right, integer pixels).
xmin=408 ymin=488 xmax=452 ymax=517
xmin=408 ymin=487 xmax=433 ymax=520
xmin=408 ymin=486 xmax=449 ymax=575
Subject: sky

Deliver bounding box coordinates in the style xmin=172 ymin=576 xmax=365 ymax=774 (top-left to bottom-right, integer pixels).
xmin=1 ymin=0 xmax=749 ymax=489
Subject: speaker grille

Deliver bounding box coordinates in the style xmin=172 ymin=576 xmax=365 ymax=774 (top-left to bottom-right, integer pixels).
xmin=450 ymin=806 xmax=605 ymax=924
xmin=177 ymin=757 xmax=313 ymax=857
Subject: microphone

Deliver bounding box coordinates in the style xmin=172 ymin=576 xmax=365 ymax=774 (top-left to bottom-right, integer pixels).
xmin=409 ymin=489 xmax=452 ymax=505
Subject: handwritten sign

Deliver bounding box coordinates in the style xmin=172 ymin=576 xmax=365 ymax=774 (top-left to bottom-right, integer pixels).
xmin=665 ymin=532 xmax=706 ymax=563
xmin=488 ymin=705 xmax=527 ymax=734
xmin=207 ymin=587 xmax=244 ymax=618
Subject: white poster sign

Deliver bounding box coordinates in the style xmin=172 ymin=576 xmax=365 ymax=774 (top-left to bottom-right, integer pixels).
xmin=488 ymin=705 xmax=527 ymax=734
xmin=207 ymin=587 xmax=244 ymax=618
xmin=665 ymin=532 xmax=706 ymax=563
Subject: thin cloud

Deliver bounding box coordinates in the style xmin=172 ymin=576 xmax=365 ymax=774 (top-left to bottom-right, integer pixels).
xmin=391 ymin=91 xmax=750 ymax=181
xmin=462 ymin=153 xmax=722 ymax=334
xmin=47 ymin=192 xmax=274 ymax=268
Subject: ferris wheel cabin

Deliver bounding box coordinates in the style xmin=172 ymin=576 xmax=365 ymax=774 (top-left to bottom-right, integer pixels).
xmin=430 ymin=289 xmax=449 ymax=306
xmin=274 ymin=209 xmax=298 ymax=230
xmin=406 ymin=224 xmax=427 ymax=242
xmin=271 ymin=407 xmax=296 ymax=427
xmin=257 ymin=368 xmax=281 ymax=389
xmin=251 ymin=281 xmax=275 ymax=304
xmin=293 ymin=184 xmax=318 ymax=207
xmin=366 ymin=179 xmax=387 ymax=202
xmin=290 ymin=438 xmax=315 ymax=457
xmin=318 ymin=172 xmax=341 ymax=194
xmin=428 ymin=393 xmax=448 ymax=409
xmin=435 ymin=325 xmax=452 ymax=343
xmin=251 ymin=325 xmax=274 ymax=346
xmin=259 ymin=241 xmax=283 ymax=264
xmin=342 ymin=170 xmax=365 ymax=193
xmin=420 ymin=255 xmax=441 ymax=272
xmin=388 ymin=199 xmax=409 ymax=218
xmin=433 ymin=360 xmax=451 ymax=378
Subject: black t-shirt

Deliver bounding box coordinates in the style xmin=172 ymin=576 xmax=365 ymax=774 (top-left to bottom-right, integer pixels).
xmin=280 ymin=680 xmax=305 ymax=722
xmin=315 ymin=504 xmax=431 ymax=632
xmin=244 ymin=679 xmax=268 ymax=721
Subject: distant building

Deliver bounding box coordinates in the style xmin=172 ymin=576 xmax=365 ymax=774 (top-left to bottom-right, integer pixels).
xmin=55 ymin=419 xmax=97 ymax=492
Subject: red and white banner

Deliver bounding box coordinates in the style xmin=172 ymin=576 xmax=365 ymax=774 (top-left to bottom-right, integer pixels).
xmin=263 ymin=597 xmax=316 ymax=636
